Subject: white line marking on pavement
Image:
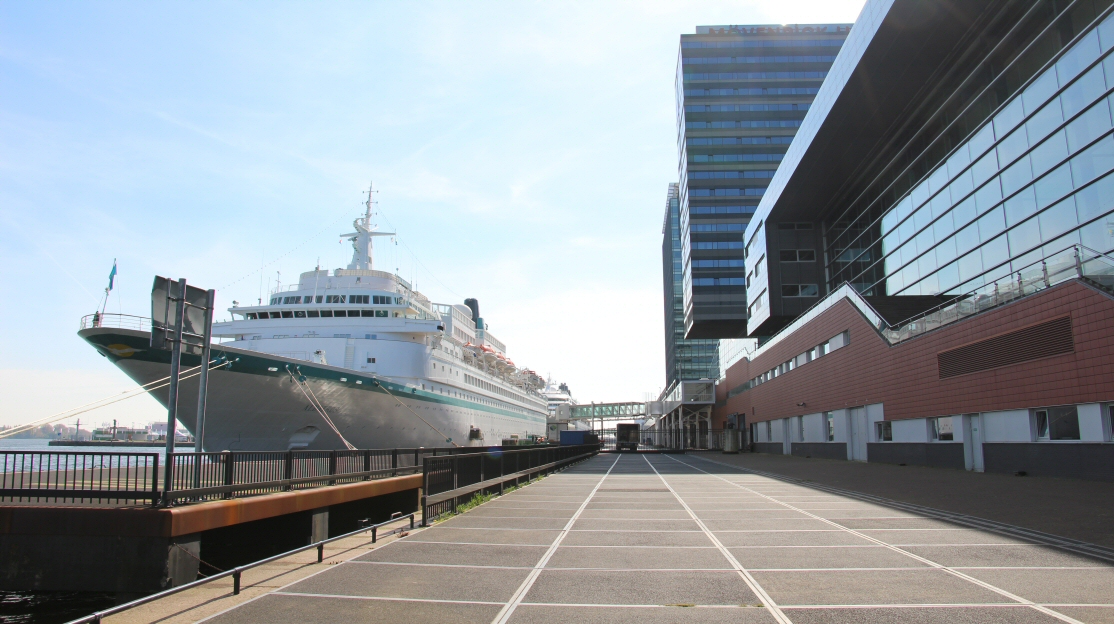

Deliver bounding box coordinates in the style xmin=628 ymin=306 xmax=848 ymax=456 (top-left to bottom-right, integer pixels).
xmin=643 ymin=454 xmax=793 ymax=624
xmin=490 ymin=453 xmax=622 ymax=624
xmin=665 ymin=454 xmax=1087 ymax=624
xmin=271 ymin=592 xmax=504 ymax=605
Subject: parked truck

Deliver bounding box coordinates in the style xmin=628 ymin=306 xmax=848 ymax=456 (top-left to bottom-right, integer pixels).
xmin=616 ymin=423 xmax=639 ymax=451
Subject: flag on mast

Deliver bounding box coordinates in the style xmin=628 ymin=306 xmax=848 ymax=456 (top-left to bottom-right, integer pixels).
xmin=107 ymin=260 xmax=117 ymax=292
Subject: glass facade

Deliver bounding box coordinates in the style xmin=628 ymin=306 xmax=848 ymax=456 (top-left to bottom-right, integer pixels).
xmin=663 ymin=183 xmax=720 ymax=386
xmin=825 ymin=2 xmax=1114 ymax=300
xmin=677 ymin=24 xmax=851 ymax=339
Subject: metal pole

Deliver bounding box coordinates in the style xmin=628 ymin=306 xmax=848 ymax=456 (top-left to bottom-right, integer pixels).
xmin=194 ymin=289 xmax=215 ymax=455
xmin=163 ymin=278 xmax=187 ymax=502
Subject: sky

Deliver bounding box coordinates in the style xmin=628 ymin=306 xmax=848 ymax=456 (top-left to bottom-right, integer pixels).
xmin=0 ymin=0 xmax=866 ymax=430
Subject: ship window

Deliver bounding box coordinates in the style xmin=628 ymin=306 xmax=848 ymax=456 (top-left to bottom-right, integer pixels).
xmin=282 ymin=296 xmax=300 ymax=304
xmin=361 ymin=310 xmax=374 ymax=317
xmin=347 ymin=310 xmax=360 ymax=317
xmin=269 ymin=312 xmax=282 ymax=319
xmin=375 ymin=310 xmax=388 ymax=317
xmin=315 ymin=295 xmax=324 ymax=303
xmin=281 ymin=311 xmax=293 ymax=318
xmin=367 ymin=356 xmax=376 ymax=363
xmin=245 ymin=313 xmax=257 ymax=320
xmin=320 ymin=310 xmax=333 ymax=318
xmin=294 ymin=311 xmax=306 ymax=318
xmin=351 ymin=295 xmax=370 ymax=304
xmin=326 ymin=295 xmax=345 ymax=303
xmin=307 ymin=310 xmax=319 ymax=318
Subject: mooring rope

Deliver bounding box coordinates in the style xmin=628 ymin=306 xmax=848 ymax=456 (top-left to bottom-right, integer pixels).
xmin=285 ymin=367 xmax=357 ymax=450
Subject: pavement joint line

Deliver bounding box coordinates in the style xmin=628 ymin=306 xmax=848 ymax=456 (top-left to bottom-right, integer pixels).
xmin=348 ymin=561 xmax=533 ymax=570
xmin=269 ymin=592 xmax=504 ymax=605
xmin=490 ymin=453 xmax=622 ymax=624
xmin=642 ymin=454 xmax=793 ymax=624
xmin=692 ymin=454 xmax=1114 ymax=562
xmin=516 ymin=602 xmax=768 ymax=609
xmin=667 ymin=454 xmax=1087 ymax=624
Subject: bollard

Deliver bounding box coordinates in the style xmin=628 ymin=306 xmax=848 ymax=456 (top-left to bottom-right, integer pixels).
xmin=317 ymin=543 xmax=324 ymax=562
xmin=372 ymin=526 xmax=378 ymax=543
xmin=232 ymin=569 xmax=242 ymax=595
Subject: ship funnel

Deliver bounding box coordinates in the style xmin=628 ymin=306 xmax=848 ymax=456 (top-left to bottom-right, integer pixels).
xmin=464 ymin=298 xmax=480 ymax=322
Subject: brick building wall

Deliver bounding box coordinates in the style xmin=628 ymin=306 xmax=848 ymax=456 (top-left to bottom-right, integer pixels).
xmin=716 ymin=281 xmax=1114 ymax=425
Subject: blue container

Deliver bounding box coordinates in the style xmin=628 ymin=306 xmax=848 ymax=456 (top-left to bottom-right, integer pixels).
xmin=559 ymin=430 xmax=587 ymax=445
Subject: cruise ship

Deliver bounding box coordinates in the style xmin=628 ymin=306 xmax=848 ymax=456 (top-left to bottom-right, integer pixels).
xmin=78 ymin=191 xmax=549 ymax=451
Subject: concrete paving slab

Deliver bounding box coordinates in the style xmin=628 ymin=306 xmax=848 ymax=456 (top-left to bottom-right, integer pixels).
xmin=204 ymin=593 xmax=501 ymax=624
xmin=585 ymin=502 xmax=686 ymax=510
xmin=782 ymin=605 xmax=1064 ymax=623
xmin=577 ymin=509 xmax=693 ymax=520
xmin=856 ymin=529 xmax=1034 ymax=545
xmin=356 ymin=541 xmax=547 ymax=567
xmin=751 ymin=569 xmax=1011 ymax=605
xmin=545 ymin=545 xmax=732 ymax=570
xmin=1050 ymin=606 xmax=1114 ymax=623
xmin=561 ymin=531 xmax=712 ymax=547
xmin=435 ymin=515 xmax=571 ymax=529
xmin=509 ymin=604 xmax=777 ymax=623
xmin=403 ymin=526 xmax=561 ymax=545
xmin=462 ymin=507 xmax=578 ymax=518
xmin=960 ymin=567 xmax=1114 ymax=603
xmin=522 ymin=569 xmax=760 ymax=606
xmin=715 ymin=530 xmax=874 ymax=547
xmin=833 ymin=517 xmax=967 ymax=530
xmin=281 ymin=560 xmax=530 ymax=602
xmin=701 ymin=518 xmax=834 ymax=531
xmin=693 ymin=509 xmax=818 ymax=520
xmin=901 ymin=544 xmax=1112 ymax=568
xmin=573 ymin=518 xmax=699 ymax=531
xmin=730 ymin=545 xmax=930 ymax=570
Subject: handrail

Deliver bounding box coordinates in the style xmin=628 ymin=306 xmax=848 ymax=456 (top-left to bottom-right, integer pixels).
xmin=67 ymin=512 xmax=418 ymax=624
xmin=78 ymin=313 xmax=151 ymax=332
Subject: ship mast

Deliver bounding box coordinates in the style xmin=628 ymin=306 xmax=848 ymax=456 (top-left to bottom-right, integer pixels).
xmin=340 ymin=181 xmax=395 ymax=270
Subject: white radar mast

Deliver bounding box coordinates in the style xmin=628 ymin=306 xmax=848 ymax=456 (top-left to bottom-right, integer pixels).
xmin=341 ymin=182 xmax=395 ymax=270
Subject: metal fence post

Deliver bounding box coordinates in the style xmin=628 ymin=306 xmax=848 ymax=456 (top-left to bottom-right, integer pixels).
xmin=283 ymin=450 xmax=293 ymax=491
xmin=150 ymin=454 xmax=160 ymax=507
xmin=364 ymin=449 xmax=372 ymax=481
xmin=420 ymin=454 xmax=429 ymax=527
xmin=391 ymin=448 xmax=398 ymax=477
xmin=451 ymin=456 xmax=459 ymax=514
xmin=222 ymin=452 xmax=234 ymax=500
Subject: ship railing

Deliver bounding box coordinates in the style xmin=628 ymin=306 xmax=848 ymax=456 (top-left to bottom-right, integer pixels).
xmin=0 ymin=446 xmax=549 ymax=507
xmin=78 ymin=313 xmax=152 ymax=332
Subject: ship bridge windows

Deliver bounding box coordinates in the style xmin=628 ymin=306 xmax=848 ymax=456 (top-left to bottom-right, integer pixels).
xmin=350 ymin=295 xmax=370 ymax=304
xmin=326 ymin=295 xmax=346 ymax=304
xmin=282 ymin=296 xmax=303 ymax=304
xmin=269 ymin=312 xmax=282 ymax=319
xmin=373 ymin=295 xmax=392 ymax=304
xmin=245 ymin=313 xmax=258 ymax=320
xmin=281 ymin=311 xmax=294 ymax=318
xmin=320 ymin=310 xmax=333 ymax=317
xmin=307 ymin=310 xmax=319 ymax=318
xmin=294 ymin=311 xmax=306 ymax=318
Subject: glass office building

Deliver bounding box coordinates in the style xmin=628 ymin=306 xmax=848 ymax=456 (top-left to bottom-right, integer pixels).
xmin=746 ymin=0 xmax=1114 ymax=337
xmin=663 ymin=183 xmax=720 ymax=387
xmin=676 ymin=24 xmax=851 ymax=339
xmin=721 ymin=0 xmax=1114 ymax=481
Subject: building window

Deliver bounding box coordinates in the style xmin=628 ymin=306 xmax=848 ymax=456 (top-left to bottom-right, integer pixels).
xmin=366 ymin=356 xmax=376 ymax=364
xmin=825 ymin=412 xmax=834 ymax=442
xmin=930 ymin=416 xmax=954 ymax=441
xmin=782 ymin=284 xmax=819 ymax=297
xmin=1034 ymin=406 xmax=1080 ymax=440
xmin=779 ymin=250 xmax=816 ymax=262
xmin=875 ymin=421 xmax=892 ymax=442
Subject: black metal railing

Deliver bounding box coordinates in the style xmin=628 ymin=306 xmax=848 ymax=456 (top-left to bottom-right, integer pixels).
xmin=0 ymin=451 xmax=160 ymax=504
xmin=1 ymin=445 xmax=534 ymax=506
xmin=421 ymin=444 xmax=599 ymax=524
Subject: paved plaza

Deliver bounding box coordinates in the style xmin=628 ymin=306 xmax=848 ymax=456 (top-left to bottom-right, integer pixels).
xmin=201 ymin=453 xmax=1114 ymax=623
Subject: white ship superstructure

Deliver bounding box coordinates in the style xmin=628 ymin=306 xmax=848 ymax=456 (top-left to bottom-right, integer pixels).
xmin=78 ymin=187 xmax=549 ymax=450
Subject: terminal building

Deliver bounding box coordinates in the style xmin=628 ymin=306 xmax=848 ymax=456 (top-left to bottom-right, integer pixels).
xmin=674 ymin=22 xmax=851 ymax=340
xmin=715 ymin=0 xmax=1114 ymax=481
